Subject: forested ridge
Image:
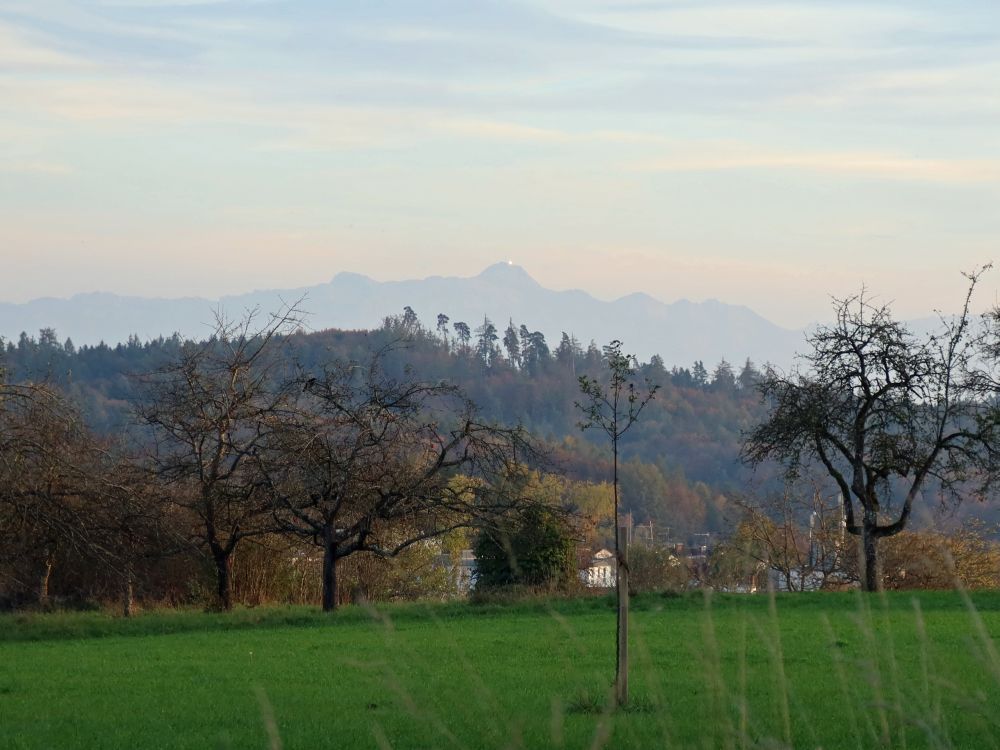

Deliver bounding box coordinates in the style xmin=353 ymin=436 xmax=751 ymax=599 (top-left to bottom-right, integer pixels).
xmin=6 ymin=301 xmax=1000 ymax=613
xmin=1 ymin=312 xmax=773 ymax=538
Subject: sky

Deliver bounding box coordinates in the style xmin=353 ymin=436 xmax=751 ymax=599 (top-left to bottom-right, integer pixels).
xmin=1 ymin=0 xmax=999 ymax=328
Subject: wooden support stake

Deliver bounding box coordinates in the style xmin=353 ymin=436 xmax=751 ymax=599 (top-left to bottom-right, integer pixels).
xmin=616 ymin=524 xmax=630 ymax=706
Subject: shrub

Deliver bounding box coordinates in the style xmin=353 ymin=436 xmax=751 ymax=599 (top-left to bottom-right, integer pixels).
xmin=473 ymin=506 xmax=577 ymax=591
xmin=628 ymin=543 xmax=690 ymax=594
xmin=880 ymin=522 xmax=1000 ymax=590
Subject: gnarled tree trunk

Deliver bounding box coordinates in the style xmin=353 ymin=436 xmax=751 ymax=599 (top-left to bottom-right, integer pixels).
xmin=862 ymin=512 xmax=880 ymax=592
xmin=322 ymin=529 xmax=338 ymax=612
xmin=122 ymin=568 xmax=135 ymax=617
xmin=213 ymin=549 xmax=233 ymax=610
xmin=37 ymin=549 xmax=54 ymax=606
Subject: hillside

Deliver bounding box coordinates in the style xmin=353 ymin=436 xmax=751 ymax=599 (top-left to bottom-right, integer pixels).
xmin=1 ymin=318 xmax=778 ymax=538
xmin=7 ymin=309 xmax=988 ymax=537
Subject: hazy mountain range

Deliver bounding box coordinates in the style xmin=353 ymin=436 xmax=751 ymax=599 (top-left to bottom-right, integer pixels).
xmin=0 ymin=263 xmax=807 ymax=368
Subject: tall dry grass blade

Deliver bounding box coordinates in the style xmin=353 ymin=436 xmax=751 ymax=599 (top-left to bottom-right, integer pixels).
xmin=501 ymin=722 xmax=525 ymax=750
xmin=632 ymin=612 xmax=676 ymax=746
xmin=945 ymin=552 xmax=1000 ymax=690
xmin=820 ymin=613 xmax=867 ymax=750
xmin=912 ymin=598 xmax=930 ymax=715
xmin=421 ymin=603 xmax=506 ymax=743
xmin=747 ymin=607 xmax=820 ymax=750
xmin=632 ymin=619 xmax=674 ymax=747
xmin=586 ymin=686 xmax=618 ymax=750
xmin=378 ymin=659 xmax=469 ymax=749
xmin=371 ymin=723 xmax=394 ymax=750
xmin=766 ymin=585 xmax=792 ymax=747
xmin=876 ymin=589 xmax=907 ymax=750
xmin=911 ymin=598 xmax=945 ymax=737
xmin=545 ymin=606 xmax=592 ymax=658
xmin=942 ymin=550 xmax=1000 ymax=746
xmin=254 ymin=686 xmax=284 ymax=750
xmin=853 ymin=589 xmax=891 ymax=746
xmin=738 ymin=612 xmax=748 ymax=750
xmin=700 ymin=589 xmax=735 ymax=750
xmin=550 ymin=697 xmax=565 ymax=749
xmin=542 ymin=601 xmax=616 ymax=721
xmin=362 ymin=602 xmax=470 ymax=750
xmin=904 ymin=718 xmax=950 ymax=750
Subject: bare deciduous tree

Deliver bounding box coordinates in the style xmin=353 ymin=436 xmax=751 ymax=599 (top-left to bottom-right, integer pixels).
xmin=576 ymin=340 xmax=658 ymax=706
xmin=137 ymin=307 xmax=301 ymax=610
xmin=79 ymin=443 xmax=183 ymax=617
xmin=743 ymin=269 xmax=998 ymax=591
xmin=729 ymin=485 xmax=849 ymax=592
xmin=262 ymin=352 xmax=538 ymax=612
xmin=0 ymin=382 xmax=95 ymax=605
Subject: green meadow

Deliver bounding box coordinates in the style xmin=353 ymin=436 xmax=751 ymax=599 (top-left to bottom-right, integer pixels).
xmin=2 ymin=591 xmax=1000 ymax=749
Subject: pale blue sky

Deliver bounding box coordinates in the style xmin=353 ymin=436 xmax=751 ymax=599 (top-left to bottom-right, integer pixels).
xmin=2 ymin=0 xmax=998 ymax=326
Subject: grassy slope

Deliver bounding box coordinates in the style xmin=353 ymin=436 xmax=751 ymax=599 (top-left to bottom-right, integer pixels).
xmin=2 ymin=592 xmax=999 ymax=749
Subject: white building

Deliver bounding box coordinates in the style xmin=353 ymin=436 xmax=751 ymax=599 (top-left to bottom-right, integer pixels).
xmin=581 ymin=548 xmax=616 ymax=588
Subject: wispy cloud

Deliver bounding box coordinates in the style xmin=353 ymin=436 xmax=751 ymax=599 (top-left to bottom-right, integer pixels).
xmin=94 ymin=0 xmax=250 ymax=7
xmin=0 ymin=159 xmax=74 ymax=176
xmin=0 ymin=77 xmax=224 ymax=122
xmin=784 ymin=61 xmax=1000 ymax=118
xmin=0 ymin=22 xmax=93 ymax=70
xmin=633 ymin=145 xmax=1000 ymax=184
xmin=431 ymin=117 xmax=577 ymax=144
xmin=1 ymin=0 xmax=999 ymax=322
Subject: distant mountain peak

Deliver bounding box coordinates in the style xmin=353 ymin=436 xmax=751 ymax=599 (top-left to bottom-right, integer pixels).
xmin=331 ymin=271 xmax=375 ymax=285
xmin=615 ymin=291 xmax=660 ymax=305
xmin=0 ymin=263 xmax=803 ymax=367
xmin=476 ymin=262 xmax=538 ymax=285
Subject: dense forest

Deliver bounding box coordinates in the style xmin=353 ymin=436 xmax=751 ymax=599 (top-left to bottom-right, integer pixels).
xmin=1 ymin=310 xmax=774 ymax=540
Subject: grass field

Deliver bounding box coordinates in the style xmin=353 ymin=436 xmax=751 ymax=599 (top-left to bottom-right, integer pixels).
xmin=2 ymin=591 xmax=1000 ymax=749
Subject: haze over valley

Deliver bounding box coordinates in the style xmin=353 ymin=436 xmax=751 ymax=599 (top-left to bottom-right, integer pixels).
xmin=0 ymin=262 xmax=805 ymax=368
